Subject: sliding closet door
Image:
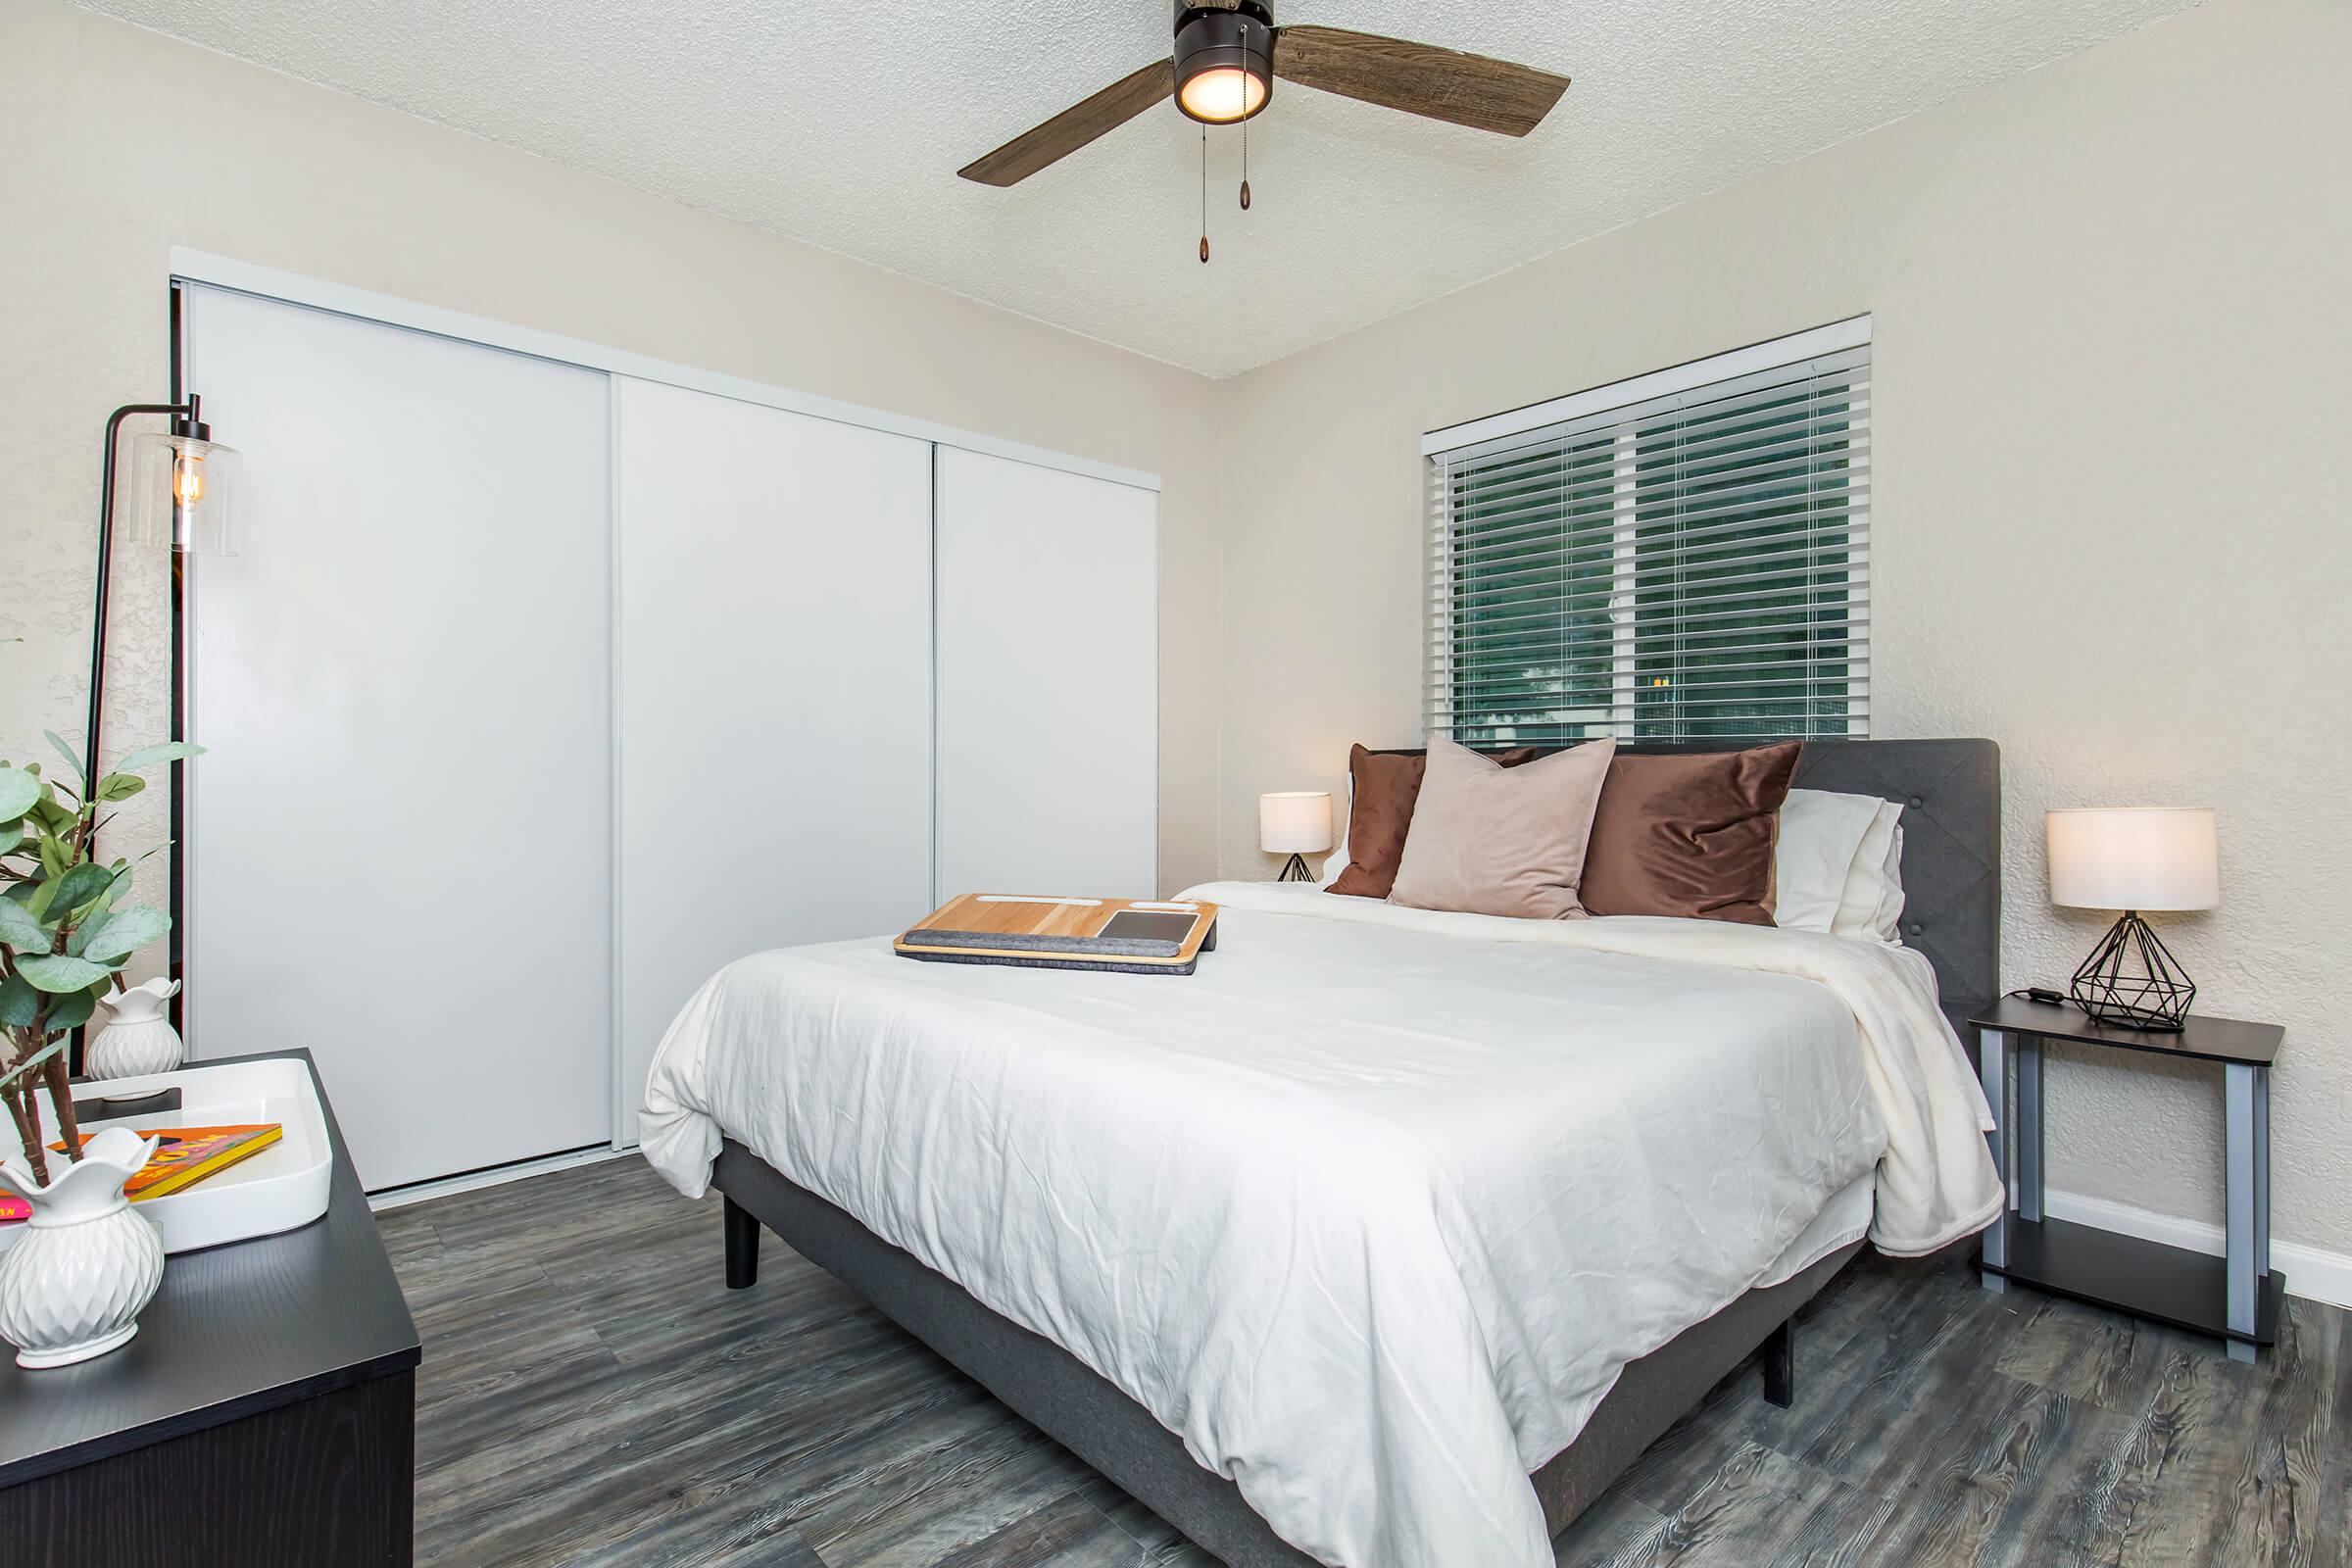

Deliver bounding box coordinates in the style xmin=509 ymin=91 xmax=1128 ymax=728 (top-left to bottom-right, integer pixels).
xmin=612 ymin=380 xmax=933 ymax=1142
xmin=182 ymin=286 xmax=613 ymax=1191
xmin=934 ymin=448 xmax=1158 ymax=898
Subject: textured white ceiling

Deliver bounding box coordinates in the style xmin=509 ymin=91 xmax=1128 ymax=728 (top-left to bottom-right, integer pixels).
xmin=80 ymin=0 xmax=2194 ymax=376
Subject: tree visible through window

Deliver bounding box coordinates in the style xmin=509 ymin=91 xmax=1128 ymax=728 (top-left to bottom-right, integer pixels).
xmin=1429 ymin=327 xmax=1869 ymax=747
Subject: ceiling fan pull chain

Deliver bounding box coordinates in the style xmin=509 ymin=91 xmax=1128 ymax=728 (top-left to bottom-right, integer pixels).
xmin=1199 ymin=122 xmax=1210 ymax=263
xmin=1240 ymin=102 xmax=1251 ymax=211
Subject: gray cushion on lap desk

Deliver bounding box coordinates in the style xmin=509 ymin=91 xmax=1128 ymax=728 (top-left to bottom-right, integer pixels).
xmin=715 ymin=1141 xmax=1863 ymax=1567
xmin=900 ymin=950 xmax=1200 ymax=976
xmin=903 ymin=927 xmax=1185 ymax=958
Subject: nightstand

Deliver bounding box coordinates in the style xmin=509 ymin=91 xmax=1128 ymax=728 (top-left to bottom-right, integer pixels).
xmin=0 ymin=1049 xmax=419 ymax=1565
xmin=1970 ymin=998 xmax=2284 ymax=1362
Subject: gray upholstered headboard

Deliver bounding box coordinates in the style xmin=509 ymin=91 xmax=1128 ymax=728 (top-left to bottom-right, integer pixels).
xmin=1777 ymin=738 xmax=2000 ymax=1026
xmin=1377 ymin=738 xmax=2001 ymax=1027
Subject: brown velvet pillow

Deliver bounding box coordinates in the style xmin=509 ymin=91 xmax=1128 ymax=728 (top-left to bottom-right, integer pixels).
xmin=1326 ymin=742 xmax=1534 ymax=899
xmin=1579 ymin=742 xmax=1805 ymax=924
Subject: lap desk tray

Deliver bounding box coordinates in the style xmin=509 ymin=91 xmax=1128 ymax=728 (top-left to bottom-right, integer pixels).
xmin=896 ymin=894 xmax=1219 ymax=976
xmin=0 ymin=1055 xmax=333 ymax=1257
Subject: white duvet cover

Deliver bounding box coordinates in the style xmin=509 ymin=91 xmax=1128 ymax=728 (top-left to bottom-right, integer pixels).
xmin=641 ymin=882 xmax=2001 ymax=1568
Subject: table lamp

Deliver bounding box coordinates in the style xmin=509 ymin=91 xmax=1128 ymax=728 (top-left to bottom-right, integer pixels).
xmin=1259 ymin=792 xmax=1332 ymax=883
xmin=2046 ymin=807 xmax=2218 ymax=1030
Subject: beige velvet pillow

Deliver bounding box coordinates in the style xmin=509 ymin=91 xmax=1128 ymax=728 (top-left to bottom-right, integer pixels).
xmin=1389 ymin=736 xmax=1618 ymax=919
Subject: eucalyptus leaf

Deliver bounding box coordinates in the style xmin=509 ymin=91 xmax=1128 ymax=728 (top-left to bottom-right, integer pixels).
xmin=0 ymin=819 xmax=19 ymax=856
xmin=26 ymin=866 xmax=62 ymax=919
xmin=0 ymin=766 xmax=37 ymax=822
xmin=73 ymin=873 xmax=122 ymax=944
xmin=114 ymin=741 xmax=206 ymax=775
xmin=79 ymin=905 xmax=168 ymax=963
xmin=94 ymin=772 xmax=146 ymax=803
xmin=0 ymin=973 xmax=37 ymax=1029
xmin=45 ymin=862 xmax=114 ymax=921
xmin=0 ymin=1036 xmax=67 ymax=1093
xmin=31 ymin=794 xmax=76 ymax=833
xmin=0 ymin=898 xmax=46 ymax=950
xmin=42 ymin=988 xmax=97 ymax=1032
xmin=43 ymin=730 xmax=85 ymax=783
xmin=16 ymin=953 xmax=112 ymax=993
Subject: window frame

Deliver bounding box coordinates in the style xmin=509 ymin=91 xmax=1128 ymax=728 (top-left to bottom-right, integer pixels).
xmin=1424 ymin=318 xmax=1871 ymax=749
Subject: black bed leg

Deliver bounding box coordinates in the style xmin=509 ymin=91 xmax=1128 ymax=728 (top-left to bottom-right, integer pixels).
xmin=1761 ymin=1318 xmax=1794 ymax=1408
xmin=724 ymin=1196 xmax=760 ymax=1290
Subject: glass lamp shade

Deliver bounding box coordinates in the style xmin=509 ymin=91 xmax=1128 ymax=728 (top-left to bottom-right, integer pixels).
xmin=1259 ymin=791 xmax=1334 ymax=855
xmin=127 ymin=429 xmax=242 ymax=555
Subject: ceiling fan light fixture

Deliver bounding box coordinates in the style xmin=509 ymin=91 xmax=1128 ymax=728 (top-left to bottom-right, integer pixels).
xmin=1173 ymin=3 xmax=1274 ymax=125
xmin=1179 ymin=65 xmax=1267 ymax=123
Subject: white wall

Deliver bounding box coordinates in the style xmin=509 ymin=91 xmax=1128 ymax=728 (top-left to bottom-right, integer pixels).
xmin=1213 ymin=0 xmax=2352 ymax=1254
xmin=0 ymin=0 xmax=1224 ymax=906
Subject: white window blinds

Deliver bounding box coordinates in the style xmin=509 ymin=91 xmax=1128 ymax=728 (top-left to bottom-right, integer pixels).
xmin=1425 ymin=319 xmax=1870 ymax=748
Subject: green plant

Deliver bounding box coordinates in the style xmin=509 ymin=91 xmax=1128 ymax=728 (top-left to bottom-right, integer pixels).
xmin=0 ymin=735 xmax=200 ymax=1186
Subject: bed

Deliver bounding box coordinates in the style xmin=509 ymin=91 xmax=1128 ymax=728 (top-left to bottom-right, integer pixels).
xmin=640 ymin=738 xmax=2003 ymax=1568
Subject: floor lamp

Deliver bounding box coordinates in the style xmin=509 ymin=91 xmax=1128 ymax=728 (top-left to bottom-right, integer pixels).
xmin=74 ymin=395 xmax=239 ymax=1067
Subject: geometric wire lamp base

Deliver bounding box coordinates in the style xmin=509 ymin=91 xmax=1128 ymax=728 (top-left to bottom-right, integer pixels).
xmin=1275 ymin=853 xmax=1317 ymax=883
xmin=2071 ymin=909 xmax=2195 ymax=1031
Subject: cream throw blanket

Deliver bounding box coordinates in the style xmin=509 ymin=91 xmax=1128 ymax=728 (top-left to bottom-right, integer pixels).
xmin=1192 ymin=881 xmax=2002 ymax=1255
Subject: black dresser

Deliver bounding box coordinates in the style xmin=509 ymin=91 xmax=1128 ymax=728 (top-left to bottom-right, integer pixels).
xmin=0 ymin=1049 xmax=420 ymax=1566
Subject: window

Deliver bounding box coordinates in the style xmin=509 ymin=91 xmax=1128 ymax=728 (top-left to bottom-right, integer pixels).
xmin=1425 ymin=319 xmax=1870 ymax=747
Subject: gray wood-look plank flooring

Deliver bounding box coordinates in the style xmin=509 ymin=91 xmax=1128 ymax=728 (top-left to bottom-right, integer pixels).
xmin=380 ymin=1158 xmax=2349 ymax=1568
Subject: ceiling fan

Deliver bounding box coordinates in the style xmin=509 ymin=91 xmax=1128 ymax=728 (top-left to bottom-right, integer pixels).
xmin=957 ymin=2 xmax=1570 ymax=257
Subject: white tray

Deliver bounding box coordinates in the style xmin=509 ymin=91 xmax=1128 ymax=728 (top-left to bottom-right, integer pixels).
xmin=1 ymin=1056 xmax=334 ymax=1257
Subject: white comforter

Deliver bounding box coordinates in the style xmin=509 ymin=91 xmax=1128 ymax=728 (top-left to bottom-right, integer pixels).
xmin=640 ymin=883 xmax=2001 ymax=1568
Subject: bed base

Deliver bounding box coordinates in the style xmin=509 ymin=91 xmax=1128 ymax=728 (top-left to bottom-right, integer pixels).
xmin=714 ymin=1140 xmax=1858 ymax=1566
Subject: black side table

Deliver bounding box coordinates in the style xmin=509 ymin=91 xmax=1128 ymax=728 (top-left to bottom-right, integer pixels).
xmin=0 ymin=1049 xmax=420 ymax=1565
xmin=1970 ymin=998 xmax=2284 ymax=1362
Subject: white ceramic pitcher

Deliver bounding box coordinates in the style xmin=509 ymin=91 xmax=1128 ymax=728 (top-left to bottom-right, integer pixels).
xmin=0 ymin=1124 xmax=166 ymax=1368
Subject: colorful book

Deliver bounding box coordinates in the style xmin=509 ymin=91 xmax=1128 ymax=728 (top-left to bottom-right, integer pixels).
xmin=117 ymin=1124 xmax=284 ymax=1200
xmin=1 ymin=1124 xmax=282 ymax=1225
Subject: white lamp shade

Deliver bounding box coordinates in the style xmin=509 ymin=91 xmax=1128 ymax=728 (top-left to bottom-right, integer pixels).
xmin=1259 ymin=791 xmax=1334 ymax=855
xmin=2046 ymin=808 xmax=2219 ymax=911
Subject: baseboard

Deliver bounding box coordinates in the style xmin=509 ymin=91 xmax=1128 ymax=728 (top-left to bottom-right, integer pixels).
xmin=2042 ymin=1187 xmax=2352 ymax=1311
xmin=368 ymin=1144 xmax=623 ymax=1212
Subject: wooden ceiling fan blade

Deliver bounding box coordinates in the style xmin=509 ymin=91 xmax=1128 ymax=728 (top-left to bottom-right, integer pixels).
xmin=1272 ymin=25 xmax=1569 ymax=138
xmin=958 ymin=59 xmax=1176 ymax=186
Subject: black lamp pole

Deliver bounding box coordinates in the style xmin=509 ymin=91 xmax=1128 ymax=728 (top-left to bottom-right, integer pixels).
xmin=74 ymin=395 xmax=209 ymax=1071
xmin=85 ymin=396 xmax=208 ymax=792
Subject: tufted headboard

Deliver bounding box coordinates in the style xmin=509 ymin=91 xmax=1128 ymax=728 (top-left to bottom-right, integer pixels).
xmin=1376 ymin=738 xmax=2001 ymax=1030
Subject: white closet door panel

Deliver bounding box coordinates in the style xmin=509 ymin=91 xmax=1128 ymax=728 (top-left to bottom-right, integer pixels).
xmin=614 ymin=379 xmax=932 ymax=1142
xmin=935 ymin=449 xmax=1157 ymax=899
xmin=183 ymin=285 xmax=613 ymax=1190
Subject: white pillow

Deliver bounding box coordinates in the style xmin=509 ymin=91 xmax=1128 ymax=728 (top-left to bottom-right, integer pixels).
xmin=1775 ymin=789 xmax=1883 ymax=933
xmin=1832 ymin=805 xmax=1906 ymax=943
xmin=1318 ymin=774 xmax=1353 ymax=886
